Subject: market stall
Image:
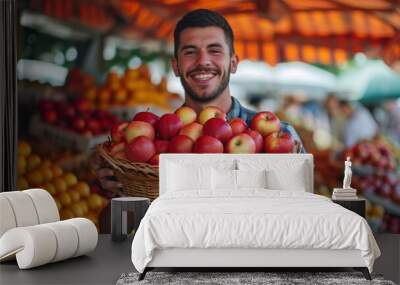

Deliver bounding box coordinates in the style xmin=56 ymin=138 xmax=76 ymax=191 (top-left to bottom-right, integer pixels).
xmin=15 ymin=0 xmax=400 ymax=234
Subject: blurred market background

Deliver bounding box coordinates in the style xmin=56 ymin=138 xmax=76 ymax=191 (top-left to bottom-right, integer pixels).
xmin=15 ymin=0 xmax=400 ymax=233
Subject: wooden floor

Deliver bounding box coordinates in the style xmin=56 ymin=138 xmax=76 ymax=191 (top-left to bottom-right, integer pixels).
xmin=0 ymin=234 xmax=398 ymax=285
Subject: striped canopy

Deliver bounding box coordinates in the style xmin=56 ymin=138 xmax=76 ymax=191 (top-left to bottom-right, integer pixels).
xmin=29 ymin=0 xmax=400 ymax=65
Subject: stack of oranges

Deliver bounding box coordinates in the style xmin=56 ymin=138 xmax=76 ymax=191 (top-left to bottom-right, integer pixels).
xmin=80 ymin=66 xmax=179 ymax=111
xmin=18 ymin=141 xmax=107 ymax=229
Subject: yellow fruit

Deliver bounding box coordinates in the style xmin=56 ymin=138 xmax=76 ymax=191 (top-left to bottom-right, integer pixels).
xmin=18 ymin=177 xmax=29 ymax=190
xmin=53 ymin=177 xmax=67 ymax=193
xmin=63 ymin=172 xmax=78 ymax=187
xmin=58 ymin=192 xmax=72 ymax=207
xmin=69 ymin=190 xmax=80 ymax=202
xmin=78 ymin=200 xmax=89 ymax=214
xmin=60 ymin=209 xmax=74 ymax=220
xmin=18 ymin=141 xmax=31 ymax=157
xmin=27 ymin=154 xmax=41 ymax=171
xmin=26 ymin=170 xmax=44 ymax=186
xmin=18 ymin=155 xmax=27 ymax=175
xmin=70 ymin=203 xmax=84 ymax=217
xmin=42 ymin=182 xmax=56 ymax=196
xmin=51 ymin=165 xmax=63 ymax=177
xmin=53 ymin=197 xmax=62 ymax=211
xmin=88 ymin=194 xmax=103 ymax=210
xmin=73 ymin=182 xmax=90 ymax=198
xmin=40 ymin=166 xmax=53 ymax=182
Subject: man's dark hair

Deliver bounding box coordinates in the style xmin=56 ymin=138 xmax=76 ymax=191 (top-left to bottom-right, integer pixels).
xmin=173 ymin=9 xmax=235 ymax=58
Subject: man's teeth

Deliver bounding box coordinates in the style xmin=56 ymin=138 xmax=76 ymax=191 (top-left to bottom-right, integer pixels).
xmin=192 ymin=74 xmax=214 ymax=80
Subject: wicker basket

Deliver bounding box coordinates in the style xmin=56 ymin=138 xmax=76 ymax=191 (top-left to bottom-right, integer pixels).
xmin=97 ymin=143 xmax=159 ymax=200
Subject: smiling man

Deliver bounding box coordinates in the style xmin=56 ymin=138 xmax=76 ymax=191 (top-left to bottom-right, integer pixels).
xmin=171 ymin=9 xmax=304 ymax=148
xmin=95 ymin=9 xmax=305 ymax=192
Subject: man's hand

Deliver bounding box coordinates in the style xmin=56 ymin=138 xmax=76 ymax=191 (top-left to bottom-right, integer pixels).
xmin=91 ymin=153 xmax=123 ymax=192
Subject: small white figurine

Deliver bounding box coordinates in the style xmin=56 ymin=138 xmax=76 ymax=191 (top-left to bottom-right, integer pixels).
xmin=343 ymin=157 xmax=352 ymax=189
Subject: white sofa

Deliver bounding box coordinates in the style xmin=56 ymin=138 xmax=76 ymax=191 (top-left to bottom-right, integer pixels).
xmin=132 ymin=154 xmax=379 ymax=281
xmin=0 ymin=189 xmax=98 ymax=269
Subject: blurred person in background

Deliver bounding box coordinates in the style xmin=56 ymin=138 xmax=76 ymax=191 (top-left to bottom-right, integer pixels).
xmin=323 ymin=93 xmax=346 ymax=149
xmin=340 ymin=100 xmax=378 ymax=147
xmin=374 ymin=100 xmax=400 ymax=144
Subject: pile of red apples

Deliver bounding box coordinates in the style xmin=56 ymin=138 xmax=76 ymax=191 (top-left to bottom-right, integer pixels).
xmin=39 ymin=99 xmax=119 ymax=137
xmin=108 ymin=106 xmax=295 ymax=165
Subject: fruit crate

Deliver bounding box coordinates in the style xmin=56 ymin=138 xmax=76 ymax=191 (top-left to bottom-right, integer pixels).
xmin=29 ymin=115 xmax=109 ymax=152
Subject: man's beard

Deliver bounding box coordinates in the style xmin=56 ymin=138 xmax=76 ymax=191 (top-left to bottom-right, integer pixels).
xmin=179 ymin=66 xmax=231 ymax=103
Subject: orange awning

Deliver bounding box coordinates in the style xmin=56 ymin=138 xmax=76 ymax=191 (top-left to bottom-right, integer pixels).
xmin=29 ymin=0 xmax=400 ymax=65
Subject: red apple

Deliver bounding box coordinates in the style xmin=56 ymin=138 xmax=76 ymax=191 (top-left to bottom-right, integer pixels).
xmin=229 ymin=118 xmax=247 ymax=136
xmin=148 ymin=154 xmax=160 ymax=165
xmin=225 ymin=133 xmax=256 ymax=154
xmin=42 ymin=110 xmax=58 ymax=124
xmin=111 ymin=122 xmax=128 ymax=143
xmin=125 ymin=121 xmax=155 ymax=143
xmin=39 ymin=100 xmax=54 ymax=113
xmin=154 ymin=140 xmax=169 ymax=154
xmin=264 ymin=131 xmax=294 ymax=153
xmin=110 ymin=142 xmax=126 ymax=155
xmin=193 ymin=135 xmax=224 ymax=153
xmin=250 ymin=111 xmax=281 ymax=137
xmin=175 ymin=106 xmax=197 ymax=126
xmin=87 ymin=118 xmax=101 ymax=134
xmin=158 ymin=113 xmax=183 ymax=140
xmin=203 ymin=118 xmax=233 ymax=143
xmin=198 ymin=106 xmax=226 ymax=125
xmin=168 ymin=135 xmax=194 ymax=153
xmin=179 ymin=122 xmax=203 ymax=141
xmin=132 ymin=111 xmax=160 ymax=130
xmin=73 ymin=98 xmax=91 ymax=113
xmin=244 ymin=129 xmax=263 ymax=153
xmin=72 ymin=117 xmax=86 ymax=131
xmin=125 ymin=136 xmax=156 ymax=163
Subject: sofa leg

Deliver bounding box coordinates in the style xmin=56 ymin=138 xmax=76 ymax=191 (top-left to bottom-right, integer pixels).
xmin=354 ymin=267 xmax=371 ymax=280
xmin=138 ymin=268 xmax=148 ymax=281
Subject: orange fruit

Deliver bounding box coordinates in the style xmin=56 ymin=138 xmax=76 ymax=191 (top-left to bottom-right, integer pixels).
xmin=124 ymin=68 xmax=139 ymax=80
xmin=18 ymin=155 xmax=26 ymax=175
xmin=60 ymin=209 xmax=74 ymax=220
xmin=18 ymin=141 xmax=31 ymax=157
xmin=18 ymin=176 xmax=29 ymax=190
xmin=26 ymin=170 xmax=44 ymax=186
xmin=113 ymin=88 xmax=127 ymax=104
xmin=53 ymin=177 xmax=67 ymax=193
xmin=63 ymin=172 xmax=78 ymax=187
xmin=69 ymin=190 xmax=80 ymax=202
xmin=73 ymin=182 xmax=90 ymax=198
xmin=51 ymin=165 xmax=63 ymax=177
xmin=58 ymin=192 xmax=72 ymax=207
xmin=42 ymin=182 xmax=56 ymax=196
xmin=98 ymin=87 xmax=111 ymax=103
xmin=27 ymin=154 xmax=41 ymax=171
xmin=83 ymin=87 xmax=97 ymax=101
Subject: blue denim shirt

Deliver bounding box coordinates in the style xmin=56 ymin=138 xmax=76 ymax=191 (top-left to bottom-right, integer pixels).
xmin=227 ymin=97 xmax=306 ymax=153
